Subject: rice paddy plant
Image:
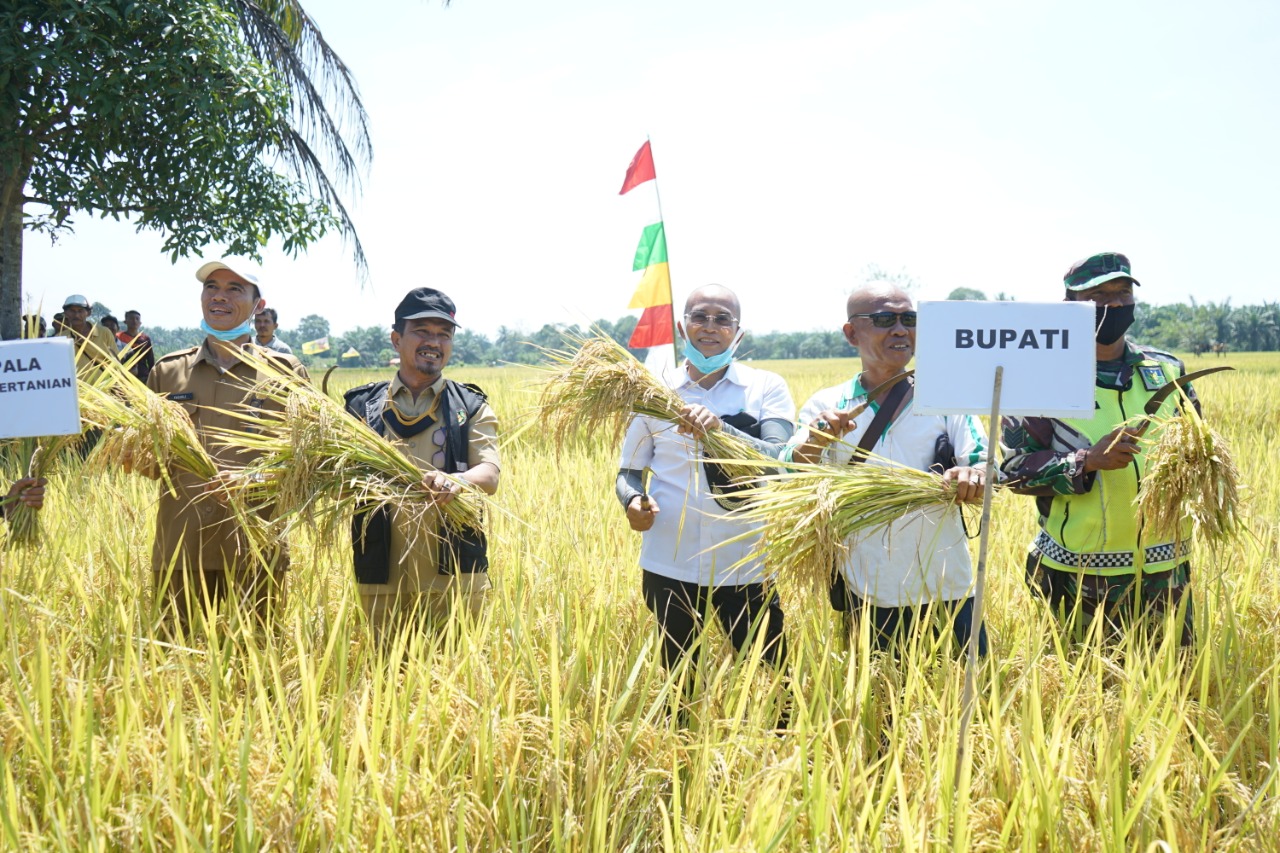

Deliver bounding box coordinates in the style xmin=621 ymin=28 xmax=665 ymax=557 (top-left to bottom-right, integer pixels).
xmin=1135 ymin=395 xmax=1244 ymax=547
xmin=0 ymin=356 xmax=1277 ymax=849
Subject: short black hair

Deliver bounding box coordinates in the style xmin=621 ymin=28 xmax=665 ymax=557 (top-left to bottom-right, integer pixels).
xmin=125 ymin=310 xmax=140 ymax=318
xmin=258 ymin=307 xmax=279 ymax=324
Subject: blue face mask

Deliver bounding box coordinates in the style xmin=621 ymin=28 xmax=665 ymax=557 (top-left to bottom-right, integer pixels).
xmin=682 ymin=330 xmax=743 ymax=374
xmin=200 ymin=316 xmax=255 ymax=342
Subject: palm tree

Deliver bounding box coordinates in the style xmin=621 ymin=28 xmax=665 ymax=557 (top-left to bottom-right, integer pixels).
xmin=231 ymin=0 xmax=373 ymax=276
xmin=0 ymin=1 xmax=374 ymax=338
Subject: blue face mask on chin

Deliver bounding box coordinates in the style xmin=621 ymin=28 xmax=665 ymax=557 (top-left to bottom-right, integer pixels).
xmin=200 ymin=316 xmax=255 ymax=342
xmin=682 ymin=330 xmax=743 ymax=374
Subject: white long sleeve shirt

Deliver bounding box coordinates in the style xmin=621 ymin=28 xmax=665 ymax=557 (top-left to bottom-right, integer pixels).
xmin=786 ymin=377 xmax=987 ymax=608
xmin=619 ymin=362 xmax=795 ymax=587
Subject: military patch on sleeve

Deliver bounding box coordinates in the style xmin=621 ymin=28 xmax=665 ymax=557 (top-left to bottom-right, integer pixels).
xmin=1138 ymin=364 xmax=1167 ymax=391
xmin=456 ymin=409 xmax=467 ymax=426
xmin=166 ymin=392 xmax=195 ymax=402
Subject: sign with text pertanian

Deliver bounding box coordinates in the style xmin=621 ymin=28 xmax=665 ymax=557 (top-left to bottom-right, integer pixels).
xmin=0 ymin=338 xmax=81 ymax=439
xmin=914 ymin=301 xmax=1095 ymax=417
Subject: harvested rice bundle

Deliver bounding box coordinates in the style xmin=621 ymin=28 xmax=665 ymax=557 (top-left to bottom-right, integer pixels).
xmin=77 ymin=356 xmax=219 ymax=495
xmin=726 ymin=456 xmax=966 ymax=597
xmin=210 ymin=353 xmax=485 ymax=539
xmin=535 ymin=334 xmax=763 ymax=465
xmin=1136 ymin=402 xmax=1243 ymax=547
xmin=3 ymin=439 xmax=46 ymax=549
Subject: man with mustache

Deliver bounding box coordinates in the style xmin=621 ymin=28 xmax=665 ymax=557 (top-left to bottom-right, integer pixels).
xmin=788 ymin=282 xmax=988 ymax=654
xmin=1001 ymin=252 xmax=1199 ymax=646
xmin=343 ymin=287 xmax=500 ymax=640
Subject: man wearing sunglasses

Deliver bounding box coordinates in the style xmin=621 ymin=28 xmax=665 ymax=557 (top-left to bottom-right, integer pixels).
xmin=616 ymin=284 xmax=795 ymax=721
xmin=786 ymin=283 xmax=989 ymax=654
xmin=1001 ymin=252 xmax=1198 ymax=647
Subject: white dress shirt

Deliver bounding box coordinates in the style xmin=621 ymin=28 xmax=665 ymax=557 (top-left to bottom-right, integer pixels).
xmin=619 ymin=361 xmax=795 ymax=587
xmin=786 ymin=377 xmax=987 ymax=607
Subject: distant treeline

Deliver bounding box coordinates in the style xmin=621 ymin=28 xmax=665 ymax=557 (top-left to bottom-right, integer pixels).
xmin=81 ymin=292 xmax=1280 ymax=368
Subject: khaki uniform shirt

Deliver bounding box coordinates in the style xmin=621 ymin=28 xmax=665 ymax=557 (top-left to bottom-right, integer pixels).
xmin=357 ymin=373 xmax=500 ymax=596
xmin=59 ymin=323 xmax=118 ymax=373
xmin=146 ymin=340 xmax=309 ymax=575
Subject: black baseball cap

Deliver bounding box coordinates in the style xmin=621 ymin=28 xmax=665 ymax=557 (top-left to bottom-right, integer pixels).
xmin=394 ymin=287 xmax=459 ymax=327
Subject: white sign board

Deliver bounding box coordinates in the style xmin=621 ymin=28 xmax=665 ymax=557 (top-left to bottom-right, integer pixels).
xmin=914 ymin=301 xmax=1095 ymax=417
xmin=0 ymin=338 xmax=81 ymax=439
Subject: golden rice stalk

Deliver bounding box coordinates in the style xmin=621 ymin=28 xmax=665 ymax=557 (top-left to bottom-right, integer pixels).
xmin=1135 ymin=402 xmax=1243 ymax=547
xmin=533 ymin=334 xmax=763 ymax=464
xmin=207 ymin=352 xmax=486 ymax=540
xmin=724 ymin=456 xmax=967 ymax=598
xmin=76 ymin=355 xmax=219 ymax=495
xmin=3 ymin=439 xmax=44 ymax=549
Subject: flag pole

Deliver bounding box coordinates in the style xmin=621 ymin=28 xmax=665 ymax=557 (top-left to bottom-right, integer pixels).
xmin=646 ymin=135 xmax=680 ymax=367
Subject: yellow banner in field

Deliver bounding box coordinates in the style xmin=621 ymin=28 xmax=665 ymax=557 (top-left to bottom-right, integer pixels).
xmin=301 ymin=336 xmax=330 ymax=355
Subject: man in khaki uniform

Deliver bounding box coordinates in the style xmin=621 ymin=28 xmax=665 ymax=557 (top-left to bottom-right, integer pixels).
xmin=57 ymin=294 xmax=117 ymax=371
xmin=138 ymin=259 xmax=308 ymax=628
xmin=342 ymin=287 xmax=500 ymax=639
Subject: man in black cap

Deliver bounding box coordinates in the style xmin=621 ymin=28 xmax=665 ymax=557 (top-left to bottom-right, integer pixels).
xmin=342 ymin=288 xmax=500 ymax=640
xmin=1001 ymin=252 xmax=1200 ymax=647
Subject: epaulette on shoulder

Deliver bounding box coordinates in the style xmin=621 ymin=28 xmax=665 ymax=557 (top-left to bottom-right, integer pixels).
xmin=1133 ymin=343 xmax=1184 ymax=368
xmin=156 ymin=346 xmax=199 ymax=363
xmin=342 ymin=380 xmax=386 ymax=403
xmin=459 ymin=381 xmax=487 ymax=401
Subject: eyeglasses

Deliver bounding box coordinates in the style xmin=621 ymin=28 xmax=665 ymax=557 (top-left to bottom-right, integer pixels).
xmin=847 ymin=311 xmax=918 ymax=328
xmin=685 ymin=311 xmax=738 ymax=329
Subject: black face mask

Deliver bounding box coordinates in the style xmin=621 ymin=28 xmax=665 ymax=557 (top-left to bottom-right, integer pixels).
xmin=1095 ymin=303 xmax=1135 ymax=345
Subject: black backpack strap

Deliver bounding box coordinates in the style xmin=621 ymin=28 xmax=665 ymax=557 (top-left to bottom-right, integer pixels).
xmin=438 ymin=379 xmax=490 ymax=576
xmin=343 ymin=381 xmax=391 ymax=437
xmin=703 ymin=412 xmax=762 ymax=510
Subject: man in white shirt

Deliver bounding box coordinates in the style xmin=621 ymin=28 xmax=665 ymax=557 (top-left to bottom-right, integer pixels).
xmin=787 ymin=283 xmax=989 ymax=654
xmin=617 ymin=285 xmax=795 ymax=701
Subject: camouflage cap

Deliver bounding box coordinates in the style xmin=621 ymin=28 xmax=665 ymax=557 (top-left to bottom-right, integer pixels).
xmin=1064 ymin=252 xmax=1141 ymax=291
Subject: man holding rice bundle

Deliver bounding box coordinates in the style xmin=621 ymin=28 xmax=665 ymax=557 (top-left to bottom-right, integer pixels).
xmin=617 ymin=284 xmax=794 ymax=700
xmin=342 ymin=287 xmax=500 ymax=639
xmin=136 ymin=259 xmax=308 ymax=629
xmin=1001 ymin=252 xmax=1198 ymax=646
xmin=786 ymin=283 xmax=989 ymax=653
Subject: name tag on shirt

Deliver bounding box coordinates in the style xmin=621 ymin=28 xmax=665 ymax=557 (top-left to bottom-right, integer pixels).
xmin=166 ymin=392 xmax=195 ymax=402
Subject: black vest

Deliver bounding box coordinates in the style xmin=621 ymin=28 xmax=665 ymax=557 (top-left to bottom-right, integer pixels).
xmin=343 ymin=379 xmax=489 ymax=583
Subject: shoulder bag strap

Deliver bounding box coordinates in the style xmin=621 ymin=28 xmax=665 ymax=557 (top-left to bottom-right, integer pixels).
xmin=847 ymin=377 xmax=913 ymax=467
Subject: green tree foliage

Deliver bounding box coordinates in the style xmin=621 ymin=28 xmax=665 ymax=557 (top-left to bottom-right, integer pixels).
xmin=0 ymin=0 xmax=370 ymax=339
xmin=290 ymin=313 xmax=330 ymax=347
xmin=947 ymin=287 xmax=987 ymax=301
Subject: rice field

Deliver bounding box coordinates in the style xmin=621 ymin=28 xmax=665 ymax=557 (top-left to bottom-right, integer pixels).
xmin=1 ymin=352 xmax=1278 ymax=850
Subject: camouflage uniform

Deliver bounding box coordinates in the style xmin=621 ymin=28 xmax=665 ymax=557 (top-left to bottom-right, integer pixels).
xmin=1001 ymin=340 xmax=1198 ymax=644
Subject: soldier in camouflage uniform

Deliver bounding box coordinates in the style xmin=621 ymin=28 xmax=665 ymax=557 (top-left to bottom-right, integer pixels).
xmin=1001 ymin=253 xmax=1198 ymax=646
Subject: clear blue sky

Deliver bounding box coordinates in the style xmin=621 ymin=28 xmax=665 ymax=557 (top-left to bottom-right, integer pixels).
xmin=22 ymin=0 xmax=1280 ymax=338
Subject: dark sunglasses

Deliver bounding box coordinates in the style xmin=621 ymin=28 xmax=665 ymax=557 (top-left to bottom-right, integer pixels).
xmin=847 ymin=311 xmax=918 ymax=328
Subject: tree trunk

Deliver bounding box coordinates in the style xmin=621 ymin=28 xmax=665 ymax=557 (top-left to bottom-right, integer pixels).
xmin=0 ymin=166 xmax=26 ymax=341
